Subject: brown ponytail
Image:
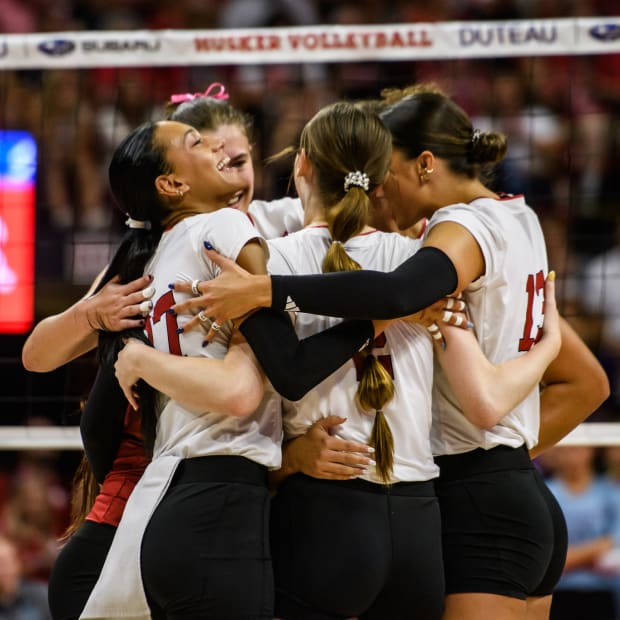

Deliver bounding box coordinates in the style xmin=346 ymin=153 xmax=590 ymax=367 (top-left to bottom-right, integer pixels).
xmin=300 ymin=101 xmax=396 ymax=482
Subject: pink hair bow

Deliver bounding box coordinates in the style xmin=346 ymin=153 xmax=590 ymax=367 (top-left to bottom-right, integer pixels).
xmin=169 ymin=82 xmax=229 ymax=104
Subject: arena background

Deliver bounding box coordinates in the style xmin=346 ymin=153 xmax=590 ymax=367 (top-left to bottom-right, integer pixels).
xmin=1 ymin=1 xmax=620 ymax=615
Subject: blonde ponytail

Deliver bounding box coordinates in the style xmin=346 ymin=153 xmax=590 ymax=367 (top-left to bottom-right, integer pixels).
xmin=356 ymin=349 xmax=396 ymax=483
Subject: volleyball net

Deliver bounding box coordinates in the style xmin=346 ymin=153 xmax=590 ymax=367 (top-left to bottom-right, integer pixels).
xmin=2 ymin=16 xmax=620 ymax=450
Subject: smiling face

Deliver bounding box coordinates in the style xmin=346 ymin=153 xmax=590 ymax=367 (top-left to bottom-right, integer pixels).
xmin=155 ymin=120 xmax=244 ymax=209
xmin=200 ymin=123 xmax=255 ymax=213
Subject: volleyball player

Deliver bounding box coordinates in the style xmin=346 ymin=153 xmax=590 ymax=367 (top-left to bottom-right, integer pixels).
xmin=75 ymin=118 xmax=395 ymax=620
xmin=23 ymin=126 xmax=277 ymax=620
xmin=22 ymin=87 xmax=375 ymax=619
xmin=166 ymin=83 xmax=305 ymax=239
xmin=172 ymin=85 xmax=609 ymax=620
xmin=258 ymin=101 xmax=563 ymax=620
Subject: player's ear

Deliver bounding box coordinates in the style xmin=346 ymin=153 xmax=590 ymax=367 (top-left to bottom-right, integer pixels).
xmin=295 ymin=149 xmax=312 ymax=180
xmin=156 ymin=175 xmax=187 ymax=197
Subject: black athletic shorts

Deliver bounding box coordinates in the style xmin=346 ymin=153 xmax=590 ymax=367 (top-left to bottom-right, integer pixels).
xmin=48 ymin=520 xmax=117 ymax=620
xmin=434 ymin=444 xmax=568 ymax=600
xmin=141 ymin=455 xmax=274 ymax=620
xmin=271 ymin=473 xmax=445 ymax=620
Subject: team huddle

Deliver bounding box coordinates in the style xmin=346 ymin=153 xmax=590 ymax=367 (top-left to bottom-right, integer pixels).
xmin=21 ymin=83 xmax=610 ymax=620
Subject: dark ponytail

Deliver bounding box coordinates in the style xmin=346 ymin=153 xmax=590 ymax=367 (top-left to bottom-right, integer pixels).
xmin=380 ymin=83 xmax=507 ymax=181
xmin=95 ymin=122 xmax=171 ymax=455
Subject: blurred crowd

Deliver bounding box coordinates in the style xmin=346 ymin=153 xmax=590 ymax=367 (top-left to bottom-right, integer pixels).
xmin=1 ymin=1 xmax=620 ymax=617
xmin=0 ymin=0 xmax=616 ymax=34
xmin=542 ymin=445 xmax=620 ymax=619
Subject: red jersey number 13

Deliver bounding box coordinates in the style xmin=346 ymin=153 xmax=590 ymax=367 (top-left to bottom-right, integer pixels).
xmin=518 ymin=270 xmax=545 ymax=352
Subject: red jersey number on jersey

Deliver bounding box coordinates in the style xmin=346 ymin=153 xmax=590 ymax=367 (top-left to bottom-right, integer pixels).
xmin=518 ymin=270 xmax=545 ymax=352
xmin=144 ymin=289 xmax=182 ymax=356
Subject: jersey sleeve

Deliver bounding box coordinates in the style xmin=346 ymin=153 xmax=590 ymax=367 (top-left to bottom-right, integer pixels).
xmin=248 ymin=197 xmax=304 ymax=238
xmin=281 ymin=197 xmax=304 ymax=235
xmin=426 ymin=203 xmax=505 ymax=277
xmin=195 ymin=207 xmax=268 ymax=270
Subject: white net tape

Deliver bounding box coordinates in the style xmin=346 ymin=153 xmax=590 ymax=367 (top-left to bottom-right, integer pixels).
xmin=0 ymin=16 xmax=618 ymax=70
xmin=0 ymin=423 xmax=616 ymax=452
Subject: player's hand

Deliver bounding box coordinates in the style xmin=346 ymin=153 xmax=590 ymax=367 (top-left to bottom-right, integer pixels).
xmin=285 ymin=416 xmax=375 ymax=480
xmin=539 ymin=271 xmax=561 ymax=359
xmin=114 ymin=338 xmax=147 ymax=410
xmin=170 ymin=243 xmax=270 ymax=341
xmin=402 ymin=294 xmax=471 ymax=348
xmin=86 ymin=274 xmax=155 ymax=332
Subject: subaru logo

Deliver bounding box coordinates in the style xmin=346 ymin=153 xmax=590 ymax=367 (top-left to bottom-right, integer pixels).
xmin=589 ymin=23 xmax=620 ymax=42
xmin=38 ymin=40 xmax=75 ymax=56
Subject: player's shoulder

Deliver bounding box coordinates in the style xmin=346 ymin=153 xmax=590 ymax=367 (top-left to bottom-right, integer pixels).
xmin=248 ymin=196 xmax=302 ymax=214
xmin=365 ymin=229 xmax=421 ymax=252
xmin=186 ymin=207 xmax=256 ymax=234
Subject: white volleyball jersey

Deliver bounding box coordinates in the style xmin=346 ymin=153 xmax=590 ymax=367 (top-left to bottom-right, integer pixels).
xmin=247 ymin=196 xmax=304 ymax=238
xmin=268 ymin=226 xmax=439 ymax=484
xmin=145 ymin=208 xmax=281 ymax=469
xmin=426 ymin=194 xmax=549 ymax=456
xmin=81 ymin=208 xmax=282 ymax=620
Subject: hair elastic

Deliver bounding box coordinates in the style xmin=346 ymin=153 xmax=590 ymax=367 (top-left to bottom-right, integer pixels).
xmin=344 ymin=170 xmax=370 ymax=192
xmin=125 ymin=217 xmax=151 ymax=230
xmin=169 ymin=82 xmax=229 ymax=104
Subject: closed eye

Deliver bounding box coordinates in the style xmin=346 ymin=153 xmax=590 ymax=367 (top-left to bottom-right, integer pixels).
xmin=229 ymin=155 xmax=249 ymax=169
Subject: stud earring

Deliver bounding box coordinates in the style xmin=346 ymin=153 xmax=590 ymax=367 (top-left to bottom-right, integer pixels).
xmin=420 ymin=168 xmax=434 ymax=183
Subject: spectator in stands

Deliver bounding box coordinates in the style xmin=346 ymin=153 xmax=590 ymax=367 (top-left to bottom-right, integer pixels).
xmin=1 ymin=466 xmax=66 ymax=583
xmin=216 ymin=0 xmax=328 ymax=184
xmin=0 ymin=0 xmax=35 ymax=32
xmin=546 ymin=445 xmax=618 ymax=620
xmin=0 ymin=534 xmax=51 ymax=620
xmin=471 ymin=61 xmax=567 ymax=216
xmin=580 ymin=221 xmax=620 ymax=414
xmin=39 ymin=70 xmax=106 ymax=231
xmin=0 ymin=416 xmax=70 ymax=583
xmin=600 ymin=446 xmax=620 ymax=613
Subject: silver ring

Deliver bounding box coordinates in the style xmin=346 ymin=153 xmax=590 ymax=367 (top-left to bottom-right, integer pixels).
xmin=139 ymin=300 xmax=153 ymax=316
xmin=211 ymin=321 xmax=221 ymax=332
xmin=198 ymin=311 xmax=210 ymax=323
xmin=141 ymin=285 xmax=155 ymax=300
xmin=427 ymin=323 xmax=442 ymax=340
xmin=191 ymin=279 xmax=201 ymax=296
